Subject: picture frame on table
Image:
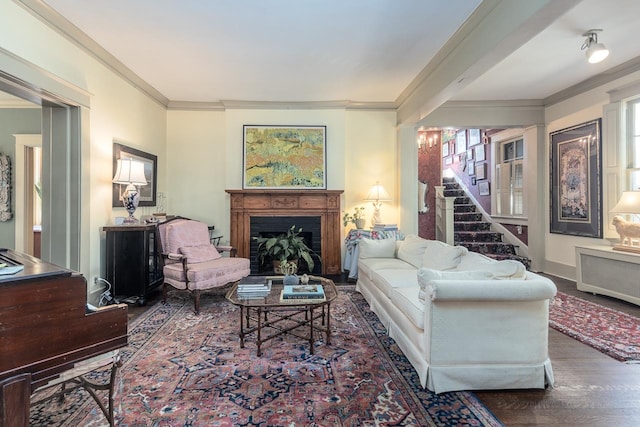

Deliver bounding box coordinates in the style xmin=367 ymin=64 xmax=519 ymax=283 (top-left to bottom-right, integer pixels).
xmin=243 ymin=125 xmax=327 ymax=189
xmin=112 ymin=142 xmax=157 ymax=207
xmin=549 ymin=119 xmax=602 ymax=238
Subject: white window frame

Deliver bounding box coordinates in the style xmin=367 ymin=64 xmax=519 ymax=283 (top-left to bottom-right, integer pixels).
xmin=627 ymin=97 xmax=640 ymax=190
xmin=495 ymin=137 xmax=525 ymax=218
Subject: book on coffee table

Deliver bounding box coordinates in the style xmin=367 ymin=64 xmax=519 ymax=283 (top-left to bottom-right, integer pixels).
xmin=282 ymin=284 xmax=325 ymax=299
xmin=279 ymin=290 xmax=326 ymax=304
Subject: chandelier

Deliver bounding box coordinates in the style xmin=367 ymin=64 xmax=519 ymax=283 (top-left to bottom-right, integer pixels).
xmin=418 ymin=131 xmax=439 ymax=154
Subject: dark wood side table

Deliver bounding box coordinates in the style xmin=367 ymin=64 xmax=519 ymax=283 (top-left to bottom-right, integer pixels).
xmin=102 ymin=223 xmax=163 ymax=306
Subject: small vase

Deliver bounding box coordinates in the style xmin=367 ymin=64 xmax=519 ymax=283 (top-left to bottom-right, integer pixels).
xmin=283 ymin=274 xmax=299 ymax=286
xmin=355 ymin=218 xmax=366 ymax=229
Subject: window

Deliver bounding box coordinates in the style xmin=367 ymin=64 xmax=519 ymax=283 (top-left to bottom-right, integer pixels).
xmin=628 ymin=98 xmax=640 ymax=190
xmin=495 ymin=138 xmax=524 ymax=217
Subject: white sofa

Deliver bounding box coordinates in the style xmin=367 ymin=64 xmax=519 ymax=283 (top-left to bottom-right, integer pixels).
xmin=355 ymin=234 xmax=557 ymax=394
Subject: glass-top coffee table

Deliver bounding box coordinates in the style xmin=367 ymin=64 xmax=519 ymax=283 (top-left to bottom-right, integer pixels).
xmin=225 ymin=276 xmax=338 ymax=356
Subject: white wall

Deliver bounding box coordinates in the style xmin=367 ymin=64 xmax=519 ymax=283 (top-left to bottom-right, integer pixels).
xmin=166 ymin=108 xmax=398 ymax=253
xmin=0 ymin=0 xmax=167 ymax=286
xmin=544 ymin=69 xmax=640 ymax=280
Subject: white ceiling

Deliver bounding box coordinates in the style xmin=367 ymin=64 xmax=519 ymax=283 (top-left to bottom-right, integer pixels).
xmin=7 ymin=0 xmax=640 ymax=110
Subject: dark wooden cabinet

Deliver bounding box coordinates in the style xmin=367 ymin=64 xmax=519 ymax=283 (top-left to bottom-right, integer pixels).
xmin=102 ymin=223 xmax=163 ymax=305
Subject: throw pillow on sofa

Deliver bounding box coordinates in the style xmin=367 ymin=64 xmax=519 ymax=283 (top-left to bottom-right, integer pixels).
xmin=397 ymin=234 xmax=431 ymax=268
xmin=359 ymin=238 xmax=397 ymax=259
xmin=421 ymin=240 xmax=468 ymax=271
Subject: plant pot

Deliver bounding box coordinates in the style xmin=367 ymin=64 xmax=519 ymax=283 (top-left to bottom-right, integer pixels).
xmin=273 ymin=259 xmax=299 ymax=274
xmin=355 ymin=218 xmax=366 ymax=229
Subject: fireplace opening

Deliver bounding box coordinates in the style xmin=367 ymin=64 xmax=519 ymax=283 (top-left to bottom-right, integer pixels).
xmin=250 ymin=216 xmax=322 ymax=275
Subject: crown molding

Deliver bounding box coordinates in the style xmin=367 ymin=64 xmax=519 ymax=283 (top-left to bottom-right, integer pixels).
xmin=166 ymin=101 xmax=225 ymax=111
xmin=15 ymin=0 xmax=169 ymax=107
xmin=545 ymin=55 xmax=640 ymax=106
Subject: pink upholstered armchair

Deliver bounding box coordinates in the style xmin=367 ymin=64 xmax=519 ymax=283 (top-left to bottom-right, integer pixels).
xmin=157 ymin=217 xmax=250 ymax=314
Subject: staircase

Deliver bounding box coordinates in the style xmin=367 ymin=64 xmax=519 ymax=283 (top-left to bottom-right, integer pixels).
xmin=443 ymin=177 xmax=531 ymax=269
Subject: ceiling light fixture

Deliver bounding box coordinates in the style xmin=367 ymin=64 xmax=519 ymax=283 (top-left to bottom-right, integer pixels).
xmin=581 ymin=29 xmax=609 ymax=64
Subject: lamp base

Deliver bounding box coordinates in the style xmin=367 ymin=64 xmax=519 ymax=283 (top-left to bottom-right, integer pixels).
xmin=121 ymin=184 xmax=140 ymax=224
xmin=612 ymin=243 xmax=640 ymax=254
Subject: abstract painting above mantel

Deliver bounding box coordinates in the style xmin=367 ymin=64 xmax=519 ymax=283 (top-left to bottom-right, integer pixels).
xmin=549 ymin=119 xmax=602 ymax=238
xmin=243 ymin=125 xmax=326 ymax=189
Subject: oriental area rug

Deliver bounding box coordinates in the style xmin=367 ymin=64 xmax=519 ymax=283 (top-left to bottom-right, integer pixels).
xmin=30 ymin=288 xmax=503 ymax=427
xmin=549 ymin=291 xmax=640 ymax=363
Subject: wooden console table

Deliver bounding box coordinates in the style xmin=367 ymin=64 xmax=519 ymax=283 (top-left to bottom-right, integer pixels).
xmin=575 ymin=245 xmax=640 ymax=306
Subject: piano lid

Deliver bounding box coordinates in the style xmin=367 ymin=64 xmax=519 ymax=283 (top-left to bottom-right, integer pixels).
xmin=0 ymin=249 xmax=72 ymax=284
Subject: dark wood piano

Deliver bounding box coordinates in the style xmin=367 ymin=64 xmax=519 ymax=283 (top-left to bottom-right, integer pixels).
xmin=0 ymin=250 xmax=128 ymax=427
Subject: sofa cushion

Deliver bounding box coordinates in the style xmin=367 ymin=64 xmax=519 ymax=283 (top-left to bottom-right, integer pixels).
xmin=397 ymin=234 xmax=430 ymax=268
xmin=489 ymin=260 xmax=527 ymax=279
xmin=359 ymin=238 xmax=396 ymax=259
xmin=421 ymin=240 xmax=467 ymax=270
xmin=179 ymin=244 xmax=222 ymax=263
xmin=371 ymin=269 xmax=420 ymax=298
xmin=417 ymin=268 xmax=494 ymax=302
xmin=455 ymin=251 xmax=495 ymax=271
xmin=358 ymin=257 xmax=416 ymax=283
xmin=390 ymin=286 xmax=425 ymax=330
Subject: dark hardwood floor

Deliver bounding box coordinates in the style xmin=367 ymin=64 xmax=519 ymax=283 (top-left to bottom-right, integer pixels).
xmin=128 ymin=274 xmax=640 ymax=427
xmin=475 ymin=274 xmax=640 ymax=427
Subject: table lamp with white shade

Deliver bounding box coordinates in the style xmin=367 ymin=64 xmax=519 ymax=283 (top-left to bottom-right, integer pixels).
xmin=610 ymin=190 xmax=640 ymax=253
xmin=364 ymin=181 xmax=391 ymax=227
xmin=112 ymin=158 xmax=147 ymax=223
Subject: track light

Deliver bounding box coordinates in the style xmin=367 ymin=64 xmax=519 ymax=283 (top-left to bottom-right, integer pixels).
xmin=581 ymin=29 xmax=609 ymax=64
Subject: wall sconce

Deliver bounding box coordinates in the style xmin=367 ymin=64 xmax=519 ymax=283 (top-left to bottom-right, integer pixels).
xmin=364 ymin=181 xmax=391 ymax=227
xmin=610 ymin=190 xmax=640 ymax=253
xmin=581 ymin=29 xmax=609 ymax=64
xmin=417 ymin=131 xmax=438 ymax=154
xmin=112 ymin=158 xmax=148 ymax=223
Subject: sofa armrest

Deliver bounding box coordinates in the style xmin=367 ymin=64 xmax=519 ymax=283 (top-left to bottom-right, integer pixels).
xmin=428 ymin=277 xmax=557 ymax=302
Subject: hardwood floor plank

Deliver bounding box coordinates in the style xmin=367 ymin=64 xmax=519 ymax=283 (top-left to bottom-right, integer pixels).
xmin=477 ymin=274 xmax=640 ymax=426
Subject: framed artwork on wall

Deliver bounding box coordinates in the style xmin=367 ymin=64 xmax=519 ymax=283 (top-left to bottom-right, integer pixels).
xmin=112 ymin=142 xmax=157 ymax=207
xmin=442 ymin=142 xmax=449 ymax=157
xmin=467 ymin=160 xmax=475 ymax=175
xmin=468 ymin=129 xmax=481 ymax=146
xmin=549 ymin=119 xmax=602 ymax=238
xmin=476 ymin=162 xmax=487 ymax=180
xmin=243 ymin=125 xmax=326 ymax=189
xmin=479 ymin=181 xmax=490 ymax=196
xmin=474 ymin=145 xmax=485 ymax=162
xmin=455 ymin=130 xmax=467 ymax=154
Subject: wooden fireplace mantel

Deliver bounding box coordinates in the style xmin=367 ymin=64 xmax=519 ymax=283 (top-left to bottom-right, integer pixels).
xmin=226 ymin=189 xmax=344 ymax=275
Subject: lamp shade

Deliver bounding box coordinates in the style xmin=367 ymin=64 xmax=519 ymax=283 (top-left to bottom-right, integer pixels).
xmin=610 ymin=191 xmax=640 ymax=214
xmin=364 ymin=182 xmax=391 ymax=202
xmin=586 ymin=42 xmax=609 ymax=64
xmin=112 ymin=158 xmax=147 ymax=185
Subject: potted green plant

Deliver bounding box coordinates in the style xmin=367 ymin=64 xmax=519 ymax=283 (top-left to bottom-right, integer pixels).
xmin=253 ymin=225 xmax=315 ymax=273
xmin=343 ymin=207 xmax=366 ymax=229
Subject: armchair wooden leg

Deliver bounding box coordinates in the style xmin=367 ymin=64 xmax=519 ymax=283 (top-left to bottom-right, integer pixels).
xmin=162 ymin=283 xmax=168 ymax=304
xmin=193 ymin=290 xmax=201 ymax=315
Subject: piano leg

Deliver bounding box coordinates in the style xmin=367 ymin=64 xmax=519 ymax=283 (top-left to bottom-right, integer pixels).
xmin=0 ymin=373 xmax=32 ymax=427
xmin=30 ymin=352 xmax=121 ymax=426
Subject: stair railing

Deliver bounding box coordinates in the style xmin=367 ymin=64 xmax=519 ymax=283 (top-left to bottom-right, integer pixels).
xmin=435 ymin=185 xmax=456 ymax=245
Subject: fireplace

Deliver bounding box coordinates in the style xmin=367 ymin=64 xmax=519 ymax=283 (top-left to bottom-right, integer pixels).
xmin=250 ymin=216 xmax=321 ymax=274
xmin=226 ymin=189 xmax=343 ymax=275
